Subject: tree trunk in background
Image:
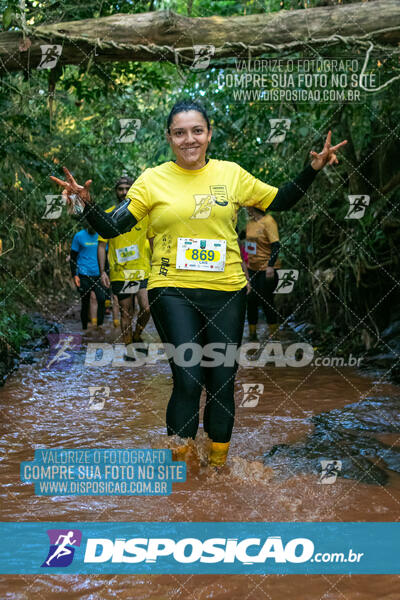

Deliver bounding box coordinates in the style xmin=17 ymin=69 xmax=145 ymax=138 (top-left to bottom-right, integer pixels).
xmin=0 ymin=0 xmax=399 ymax=73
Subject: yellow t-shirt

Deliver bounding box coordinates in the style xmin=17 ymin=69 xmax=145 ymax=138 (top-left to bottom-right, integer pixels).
xmin=246 ymin=214 xmax=281 ymax=271
xmin=98 ymin=206 xmax=151 ymax=282
xmin=126 ymin=159 xmax=278 ymax=291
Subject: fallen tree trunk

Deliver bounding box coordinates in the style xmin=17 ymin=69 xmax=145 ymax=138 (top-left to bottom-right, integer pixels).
xmin=0 ymin=0 xmax=399 ymax=73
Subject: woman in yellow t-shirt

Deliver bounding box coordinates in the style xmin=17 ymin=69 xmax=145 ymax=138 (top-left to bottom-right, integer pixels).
xmin=245 ymin=209 xmax=281 ymax=341
xmin=51 ymin=100 xmax=347 ymax=468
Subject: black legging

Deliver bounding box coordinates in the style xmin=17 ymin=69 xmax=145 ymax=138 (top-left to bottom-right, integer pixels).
xmin=247 ymin=269 xmax=279 ymax=325
xmin=78 ymin=274 xmax=106 ymax=329
xmin=148 ymin=286 xmax=247 ymax=443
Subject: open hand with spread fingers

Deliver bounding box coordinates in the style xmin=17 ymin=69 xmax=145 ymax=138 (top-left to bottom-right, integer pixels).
xmin=49 ymin=166 xmax=93 ymax=212
xmin=310 ymin=131 xmax=347 ymax=171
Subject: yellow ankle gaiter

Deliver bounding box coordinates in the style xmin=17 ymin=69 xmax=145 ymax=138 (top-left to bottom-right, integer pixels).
xmin=209 ymin=441 xmax=230 ymax=467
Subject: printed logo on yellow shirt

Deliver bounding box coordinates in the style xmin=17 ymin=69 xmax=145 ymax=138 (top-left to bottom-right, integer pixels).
xmin=210 ymin=185 xmax=229 ymax=206
xmin=190 ymin=185 xmax=229 ymax=219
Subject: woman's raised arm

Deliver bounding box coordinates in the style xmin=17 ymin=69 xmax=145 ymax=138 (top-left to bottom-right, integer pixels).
xmin=49 ymin=167 xmax=137 ymax=237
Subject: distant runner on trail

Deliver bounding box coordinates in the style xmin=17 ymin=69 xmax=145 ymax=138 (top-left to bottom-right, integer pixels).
xmin=245 ymin=209 xmax=281 ymax=341
xmin=97 ymin=175 xmax=152 ymax=360
xmin=70 ymin=223 xmax=105 ymax=331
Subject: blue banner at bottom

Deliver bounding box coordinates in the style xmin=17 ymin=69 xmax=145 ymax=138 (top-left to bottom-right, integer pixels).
xmin=0 ymin=522 xmax=398 ymax=574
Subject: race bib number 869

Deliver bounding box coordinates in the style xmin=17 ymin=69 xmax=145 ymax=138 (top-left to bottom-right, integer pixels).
xmin=176 ymin=238 xmax=226 ymax=272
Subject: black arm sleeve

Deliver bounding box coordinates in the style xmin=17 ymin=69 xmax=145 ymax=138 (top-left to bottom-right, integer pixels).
xmin=268 ymin=164 xmax=318 ymax=211
xmin=70 ymin=249 xmax=78 ymax=277
xmin=268 ymin=241 xmax=280 ymax=267
xmin=84 ymin=200 xmax=138 ymax=238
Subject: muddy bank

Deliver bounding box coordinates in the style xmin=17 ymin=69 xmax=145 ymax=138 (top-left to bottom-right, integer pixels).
xmin=0 ymin=313 xmax=60 ymax=386
xmin=264 ymin=395 xmax=400 ymax=485
xmin=288 ymin=316 xmax=400 ymax=384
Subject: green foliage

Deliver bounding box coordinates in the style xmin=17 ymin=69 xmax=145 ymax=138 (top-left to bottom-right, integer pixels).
xmin=0 ymin=0 xmax=399 ymax=355
xmin=0 ymin=306 xmax=40 ymax=353
xmin=2 ymin=6 xmax=14 ymax=29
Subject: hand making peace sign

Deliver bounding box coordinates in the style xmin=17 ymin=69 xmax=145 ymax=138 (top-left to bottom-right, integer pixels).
xmin=309 ymin=130 xmax=347 ymax=170
xmin=49 ymin=167 xmax=93 ymax=211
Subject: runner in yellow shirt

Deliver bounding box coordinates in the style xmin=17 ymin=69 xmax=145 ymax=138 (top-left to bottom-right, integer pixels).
xmin=97 ymin=175 xmax=151 ymax=359
xmin=51 ymin=100 xmax=347 ymax=468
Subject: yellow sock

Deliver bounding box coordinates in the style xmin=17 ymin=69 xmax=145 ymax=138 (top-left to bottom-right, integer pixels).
xmin=91 ymin=318 xmax=97 ymax=326
xmin=249 ymin=324 xmax=257 ymax=335
xmin=209 ymin=441 xmax=230 ymax=467
xmin=113 ymin=319 xmax=120 ymax=328
xmin=269 ymin=323 xmax=279 ymax=337
xmin=105 ymin=299 xmax=111 ymax=308
xmin=172 ymin=445 xmax=191 ymax=461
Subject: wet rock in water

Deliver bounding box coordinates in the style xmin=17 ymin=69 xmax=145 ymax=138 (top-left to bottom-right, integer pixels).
xmin=363 ymin=320 xmax=400 ymax=382
xmin=365 ymin=353 xmax=399 ymax=370
xmin=387 ymin=338 xmax=400 ymax=353
xmin=287 ymin=320 xmax=315 ymax=342
xmin=381 ymin=320 xmax=400 ymax=340
xmin=391 ymin=364 xmax=400 ymax=384
xmin=264 ymin=441 xmax=388 ymax=485
xmin=264 ymin=396 xmax=400 ymax=485
xmin=313 ymin=398 xmax=400 ymax=433
xmin=379 ymin=451 xmax=400 ymax=474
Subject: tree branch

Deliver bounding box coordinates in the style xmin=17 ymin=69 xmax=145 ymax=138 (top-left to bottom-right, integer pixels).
xmin=0 ymin=1 xmax=399 ymax=73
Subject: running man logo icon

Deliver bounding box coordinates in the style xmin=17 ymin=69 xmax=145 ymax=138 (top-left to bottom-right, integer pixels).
xmin=274 ymin=270 xmax=299 ymax=294
xmin=120 ymin=281 xmax=141 ymax=294
xmin=46 ymin=334 xmax=82 ymax=371
xmin=345 ymin=195 xmax=370 ymax=219
xmin=190 ymin=186 xmax=229 ymax=218
xmin=42 ymin=529 xmax=82 ymax=567
xmin=190 ymin=45 xmax=215 ymax=71
xmin=42 ymin=195 xmax=66 ymax=219
xmin=120 ymin=269 xmax=142 ymax=294
xmin=88 ymin=386 xmax=110 ymax=411
xmin=239 ymin=383 xmax=264 ymax=408
xmin=318 ymin=460 xmax=342 ymax=484
xmin=191 ymin=195 xmax=216 ymax=219
xmin=267 ymin=119 xmax=291 ymax=144
xmin=37 ymin=45 xmax=62 ymax=70
xmin=117 ymin=119 xmax=141 ymax=143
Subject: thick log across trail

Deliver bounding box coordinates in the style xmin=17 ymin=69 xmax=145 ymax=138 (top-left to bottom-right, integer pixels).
xmin=0 ymin=0 xmax=399 ymax=73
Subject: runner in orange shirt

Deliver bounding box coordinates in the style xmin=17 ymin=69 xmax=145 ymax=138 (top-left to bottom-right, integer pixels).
xmin=245 ymin=209 xmax=281 ymax=341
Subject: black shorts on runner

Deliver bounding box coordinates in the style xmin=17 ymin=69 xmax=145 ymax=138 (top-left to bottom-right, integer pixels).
xmin=111 ymin=279 xmax=148 ymax=300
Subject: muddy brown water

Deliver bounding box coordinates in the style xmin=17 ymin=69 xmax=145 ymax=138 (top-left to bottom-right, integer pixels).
xmin=1 ymin=305 xmax=400 ymax=599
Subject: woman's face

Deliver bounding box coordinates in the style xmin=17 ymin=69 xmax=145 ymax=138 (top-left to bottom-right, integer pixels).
xmin=166 ymin=110 xmax=212 ymax=169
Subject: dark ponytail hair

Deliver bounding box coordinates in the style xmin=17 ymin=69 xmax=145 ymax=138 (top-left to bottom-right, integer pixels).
xmin=248 ymin=206 xmax=265 ymax=218
xmin=167 ymin=100 xmax=211 ymax=133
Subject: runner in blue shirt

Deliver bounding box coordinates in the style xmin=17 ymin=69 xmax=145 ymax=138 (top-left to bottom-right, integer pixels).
xmin=70 ymin=224 xmax=105 ymax=330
